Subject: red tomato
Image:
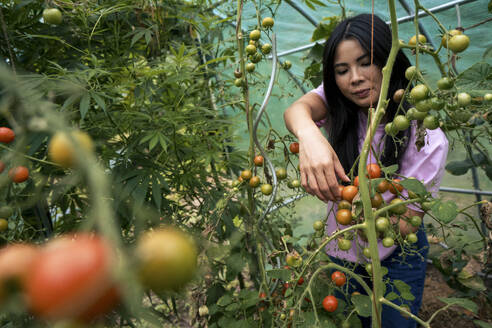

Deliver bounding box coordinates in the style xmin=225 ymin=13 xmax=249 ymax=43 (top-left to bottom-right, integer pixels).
xmin=322 ymin=295 xmax=338 ymax=312
xmin=331 ymin=271 xmax=346 ymax=287
xmin=8 ymin=166 xmax=29 ymax=183
xmin=367 ymin=163 xmax=381 ymax=179
xmin=0 ymin=244 xmax=39 ymax=303
xmin=254 ymin=155 xmax=264 ymax=167
xmin=388 ymin=179 xmax=404 ymax=194
xmin=0 ymin=127 xmax=15 ymax=144
xmin=289 ymin=142 xmax=299 ymax=154
xmin=297 ymin=277 xmax=304 ymax=285
xmin=24 ymin=233 xmax=120 ymax=322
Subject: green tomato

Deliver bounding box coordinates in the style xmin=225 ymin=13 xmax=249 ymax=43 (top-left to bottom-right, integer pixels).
xmin=415 ymin=99 xmax=431 ymax=112
xmin=375 ymin=217 xmax=390 ymax=232
xmin=384 ymin=122 xmax=398 ymax=136
xmin=283 ymin=60 xmax=292 ymax=70
xmin=249 ymin=29 xmax=261 ymax=41
xmin=43 ymin=8 xmax=63 ymax=25
xmin=234 ymin=78 xmax=243 ymax=87
xmin=405 ymin=66 xmax=417 ymax=81
xmin=406 ymin=233 xmax=418 ymax=244
xmin=447 ymin=34 xmax=470 ymax=53
xmin=250 ymin=52 xmax=262 ymax=63
xmin=382 ymin=237 xmax=395 ymax=248
xmin=313 ymin=220 xmax=324 ymax=231
xmin=410 ymin=107 xmax=428 ymax=121
xmin=276 ymin=168 xmax=287 ymax=180
xmin=429 ymin=97 xmax=444 ymax=110
xmin=261 ymin=17 xmax=274 ymax=28
xmin=289 ymin=179 xmax=301 ymax=189
xmin=457 ymin=92 xmax=471 ymax=107
xmin=484 ymin=93 xmax=492 ymax=102
xmin=338 ymin=238 xmax=352 ymax=251
xmin=245 ymin=44 xmax=257 ymax=55
xmin=363 ymin=247 xmax=371 ymax=258
xmin=261 ymin=43 xmax=272 ymax=54
xmin=410 ymin=84 xmax=429 ymax=102
xmin=437 ymin=77 xmax=454 ymax=90
xmin=393 ymin=115 xmax=410 ymax=131
xmin=390 ymin=198 xmax=407 ymax=215
xmin=246 ymin=62 xmax=255 ymax=73
xmin=365 ymin=263 xmax=372 ymax=275
xmin=260 ymin=184 xmax=273 ymax=195
xmin=0 ymin=205 xmax=13 ymax=218
xmin=423 ymin=115 xmax=439 ymax=130
xmin=410 ymin=215 xmax=422 ymax=227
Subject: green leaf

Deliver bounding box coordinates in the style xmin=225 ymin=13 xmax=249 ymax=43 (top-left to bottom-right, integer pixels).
xmin=445 ymin=160 xmax=472 ymax=175
xmin=351 ymin=294 xmax=372 ymax=317
xmin=311 ymin=17 xmax=340 ymax=42
xmin=474 ymin=320 xmax=492 ymax=328
xmin=91 ymin=92 xmax=106 ymax=112
xmin=217 ymin=294 xmax=233 ymax=307
xmin=393 ymin=280 xmax=411 ymax=293
xmin=457 ymin=274 xmax=487 ymax=291
xmin=401 ymin=291 xmax=415 ymax=301
xmin=431 ymin=200 xmax=458 ymax=223
xmin=400 ymin=178 xmax=427 ymax=195
xmin=130 ymin=29 xmax=146 ymax=47
xmin=385 ymin=292 xmax=399 ymax=301
xmin=438 ymin=297 xmax=478 ymax=313
xmin=483 ymin=165 xmax=492 ymax=181
xmin=456 ymin=62 xmax=492 ymax=95
xmin=79 ymin=93 xmax=90 ymax=120
xmin=266 ymin=268 xmax=291 ymax=281
xmin=151 ymin=176 xmax=162 ymax=210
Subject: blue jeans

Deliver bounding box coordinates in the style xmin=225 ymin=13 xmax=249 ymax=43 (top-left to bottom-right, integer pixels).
xmin=330 ymin=228 xmax=428 ymax=328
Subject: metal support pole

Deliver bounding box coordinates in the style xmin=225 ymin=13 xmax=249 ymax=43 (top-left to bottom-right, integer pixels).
xmin=284 ymin=0 xmax=318 ymax=27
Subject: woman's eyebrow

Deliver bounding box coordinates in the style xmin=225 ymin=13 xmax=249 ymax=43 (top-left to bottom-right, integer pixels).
xmin=334 ymin=53 xmax=370 ymax=68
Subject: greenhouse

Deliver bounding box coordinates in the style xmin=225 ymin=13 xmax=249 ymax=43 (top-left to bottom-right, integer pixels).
xmin=0 ymin=0 xmax=491 ymax=327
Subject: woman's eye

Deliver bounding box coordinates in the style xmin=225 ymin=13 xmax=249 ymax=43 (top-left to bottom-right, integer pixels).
xmin=336 ymin=70 xmax=347 ymax=75
xmin=361 ymin=62 xmax=371 ymax=66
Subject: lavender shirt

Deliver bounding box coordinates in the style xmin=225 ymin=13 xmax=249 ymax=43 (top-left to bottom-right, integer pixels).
xmin=310 ymin=84 xmax=449 ymax=262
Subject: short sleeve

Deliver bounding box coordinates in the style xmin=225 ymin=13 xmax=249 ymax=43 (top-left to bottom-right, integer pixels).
xmin=308 ymin=83 xmax=328 ymax=127
xmin=398 ymin=125 xmax=449 ymax=212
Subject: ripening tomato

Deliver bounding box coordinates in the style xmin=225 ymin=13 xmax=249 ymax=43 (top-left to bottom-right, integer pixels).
xmin=322 ymin=295 xmax=338 ymax=312
xmin=388 ymin=179 xmax=404 ymax=194
xmin=241 ymin=169 xmax=252 ymax=180
xmin=289 ymin=142 xmax=299 ymax=154
xmin=254 ymin=155 xmax=264 ymax=166
xmin=338 ymin=200 xmax=352 ymax=210
xmin=48 ymin=131 xmax=94 ymax=168
xmin=24 ymin=234 xmax=120 ymax=322
xmin=249 ymin=176 xmax=261 ymax=188
xmin=260 ymin=183 xmax=273 ymax=195
xmin=393 ymin=89 xmax=405 ymax=103
xmin=376 ymin=180 xmax=390 ymax=193
xmin=297 ymin=277 xmax=304 ymax=285
xmin=261 ymin=17 xmax=274 ymax=28
xmin=0 ymin=127 xmax=15 ymax=144
xmin=275 ymin=168 xmax=287 ymax=180
xmin=342 ymin=185 xmax=358 ymax=203
xmin=136 ymin=227 xmax=197 ymax=293
xmin=367 ymin=163 xmax=381 ymax=179
xmin=441 ymin=29 xmax=463 ymax=48
xmin=8 ymin=166 xmax=29 ymax=183
xmin=408 ymin=34 xmax=427 ymax=46
xmin=336 ymin=209 xmax=353 ymax=225
xmin=371 ymin=192 xmax=383 ymax=208
xmin=331 ymin=271 xmax=346 ymax=287
xmin=0 ymin=244 xmax=38 ymax=303
xmin=353 ymin=176 xmax=359 ymax=187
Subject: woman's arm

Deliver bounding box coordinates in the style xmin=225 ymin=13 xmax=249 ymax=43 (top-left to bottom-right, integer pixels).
xmin=284 ymin=93 xmax=350 ymax=202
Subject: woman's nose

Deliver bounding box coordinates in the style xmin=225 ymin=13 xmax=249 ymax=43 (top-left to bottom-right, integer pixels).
xmin=350 ymin=67 xmax=364 ymax=85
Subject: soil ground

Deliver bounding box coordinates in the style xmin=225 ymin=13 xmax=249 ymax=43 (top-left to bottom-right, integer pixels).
xmin=418 ymin=265 xmax=492 ymax=328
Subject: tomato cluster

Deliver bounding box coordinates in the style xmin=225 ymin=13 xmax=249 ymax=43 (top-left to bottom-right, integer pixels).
xmin=0 ymin=127 xmax=31 ymax=185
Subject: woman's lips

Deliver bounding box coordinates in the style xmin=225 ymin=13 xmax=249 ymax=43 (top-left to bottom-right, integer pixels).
xmin=354 ymin=89 xmax=370 ymax=98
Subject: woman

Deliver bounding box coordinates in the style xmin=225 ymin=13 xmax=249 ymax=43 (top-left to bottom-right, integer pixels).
xmin=283 ymin=14 xmax=448 ymax=327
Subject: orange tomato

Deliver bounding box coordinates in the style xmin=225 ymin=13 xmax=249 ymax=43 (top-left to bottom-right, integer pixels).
xmin=388 ymin=179 xmax=404 ymax=194
xmin=342 ymin=185 xmax=358 ymax=203
xmin=336 ymin=209 xmax=353 ymax=225
xmin=0 ymin=127 xmax=15 ymax=144
xmin=376 ymin=180 xmax=390 ymax=193
xmin=367 ymin=163 xmax=381 ymax=179
xmin=8 ymin=166 xmax=29 ymax=183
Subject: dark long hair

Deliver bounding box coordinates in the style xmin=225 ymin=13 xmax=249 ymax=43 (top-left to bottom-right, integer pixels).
xmin=322 ymin=13 xmax=411 ymax=175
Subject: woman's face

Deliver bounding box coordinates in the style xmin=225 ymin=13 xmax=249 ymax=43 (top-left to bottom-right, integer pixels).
xmin=333 ymin=38 xmax=383 ymax=110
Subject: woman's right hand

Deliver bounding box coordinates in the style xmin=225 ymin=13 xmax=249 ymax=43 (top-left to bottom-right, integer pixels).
xmin=297 ymin=128 xmax=350 ymax=202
